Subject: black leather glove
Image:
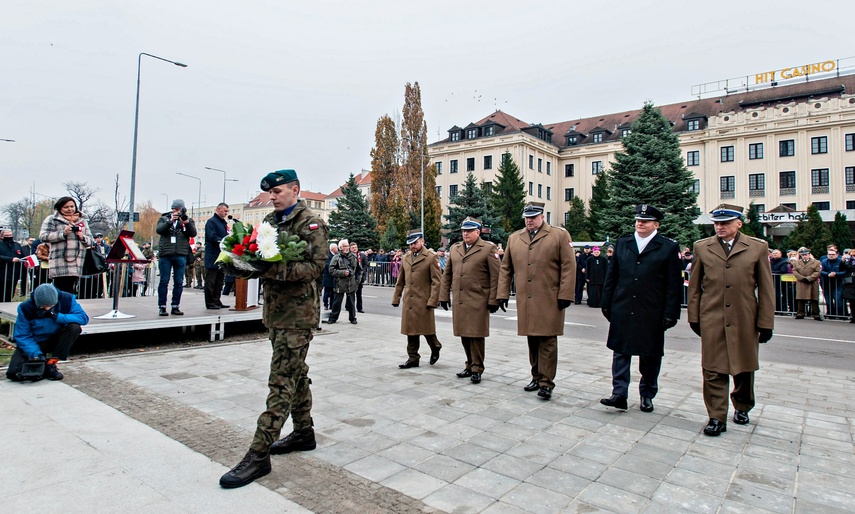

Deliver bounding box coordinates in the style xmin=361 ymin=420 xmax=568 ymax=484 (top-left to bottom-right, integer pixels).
xmin=439 ymin=301 xmax=449 ymax=311
xmin=557 ymin=299 xmax=573 ymax=310
xmin=801 ymin=278 xmax=811 ymax=283
xmin=498 ymin=299 xmax=508 ymax=312
xmin=758 ymin=328 xmax=773 ymax=344
xmin=601 ymin=308 xmax=611 ymax=321
xmin=391 ymin=303 xmax=399 ymax=308
xmin=488 ymin=304 xmax=499 ymax=313
xmin=663 ymin=318 xmax=678 ymax=330
xmin=689 ymin=322 xmax=701 ymax=337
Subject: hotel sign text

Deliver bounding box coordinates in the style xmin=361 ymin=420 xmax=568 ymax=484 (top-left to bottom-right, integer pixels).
xmin=754 ymin=60 xmax=836 ymax=85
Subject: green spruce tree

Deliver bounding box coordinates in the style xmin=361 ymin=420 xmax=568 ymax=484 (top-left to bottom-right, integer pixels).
xmin=602 ymin=102 xmax=701 ymax=247
xmin=379 ymin=222 xmax=399 ymax=252
xmin=328 ymin=173 xmax=380 ymax=248
xmin=587 ymin=169 xmax=611 ymax=240
xmin=829 ymin=211 xmax=852 ymax=251
xmin=442 ymin=172 xmax=506 ymax=246
xmin=491 ymin=152 xmax=526 ymax=233
xmin=782 ymin=204 xmax=832 ymax=254
xmin=563 ymin=196 xmax=591 ymax=241
xmin=740 ymin=203 xmax=771 ymax=243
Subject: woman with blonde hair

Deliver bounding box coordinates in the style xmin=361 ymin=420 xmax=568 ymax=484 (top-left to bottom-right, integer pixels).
xmin=38 ymin=196 xmax=93 ymax=294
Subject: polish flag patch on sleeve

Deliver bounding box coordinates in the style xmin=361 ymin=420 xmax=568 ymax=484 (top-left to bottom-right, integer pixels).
xmin=309 ymin=223 xmax=319 ymax=230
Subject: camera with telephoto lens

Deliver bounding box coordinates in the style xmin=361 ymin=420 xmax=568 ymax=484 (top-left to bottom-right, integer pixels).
xmin=179 ymin=207 xmax=188 ymax=221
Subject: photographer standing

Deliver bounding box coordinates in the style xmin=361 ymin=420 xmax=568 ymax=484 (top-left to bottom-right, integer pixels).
xmin=155 ymin=199 xmax=196 ymax=316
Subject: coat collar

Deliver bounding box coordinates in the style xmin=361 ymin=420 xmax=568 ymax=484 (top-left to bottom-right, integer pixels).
xmin=628 ymin=234 xmax=663 ymax=255
xmin=705 ymin=232 xmax=748 ymax=261
xmin=456 ymin=238 xmax=486 ymax=260
xmin=517 ymin=224 xmax=551 ymax=246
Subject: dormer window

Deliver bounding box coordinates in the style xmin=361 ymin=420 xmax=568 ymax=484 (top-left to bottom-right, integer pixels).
xmin=467 ymin=128 xmax=478 ymax=139
xmin=592 ymin=133 xmax=603 ymax=143
xmin=621 ymin=129 xmax=631 ymax=138
xmin=451 ymin=132 xmax=460 ymax=142
xmin=484 ymin=126 xmax=494 ymax=136
xmin=567 ymin=136 xmax=577 ymax=145
xmin=687 ymin=119 xmax=700 ymax=131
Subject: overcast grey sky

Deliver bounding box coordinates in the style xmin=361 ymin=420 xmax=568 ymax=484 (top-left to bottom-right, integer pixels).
xmin=1 ymin=0 xmax=849 ymax=213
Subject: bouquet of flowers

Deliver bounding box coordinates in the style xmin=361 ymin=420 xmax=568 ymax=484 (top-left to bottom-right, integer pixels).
xmin=216 ymin=221 xmax=307 ymax=278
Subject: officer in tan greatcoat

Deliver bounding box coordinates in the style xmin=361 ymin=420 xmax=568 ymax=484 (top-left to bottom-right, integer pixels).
xmin=497 ymin=202 xmax=576 ymax=400
xmin=438 ymin=217 xmax=501 ymax=384
xmin=791 ymin=247 xmax=822 ymax=320
xmin=687 ymin=204 xmax=774 ymax=437
xmin=392 ymin=229 xmax=442 ymax=368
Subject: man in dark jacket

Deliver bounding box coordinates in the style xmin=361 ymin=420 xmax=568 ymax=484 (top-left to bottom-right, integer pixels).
xmin=0 ymin=229 xmax=24 ymax=302
xmin=574 ymin=246 xmax=589 ymax=304
xmin=325 ymin=239 xmax=359 ymax=324
xmin=6 ymin=284 xmax=89 ymax=381
xmin=348 ymin=241 xmax=367 ymax=313
xmin=155 ymin=199 xmax=197 ymax=316
xmin=600 ymin=204 xmax=682 ymax=413
xmin=322 ymin=243 xmax=338 ymax=310
xmin=204 ymin=203 xmax=230 ymax=310
xmin=769 ymin=248 xmax=792 ymax=313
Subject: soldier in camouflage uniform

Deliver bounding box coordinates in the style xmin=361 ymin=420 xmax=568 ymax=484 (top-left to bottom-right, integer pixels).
xmin=220 ymin=169 xmax=329 ymax=489
xmin=193 ymin=243 xmax=205 ymax=289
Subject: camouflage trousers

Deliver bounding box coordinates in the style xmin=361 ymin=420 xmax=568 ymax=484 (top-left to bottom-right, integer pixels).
xmin=250 ymin=329 xmax=314 ymax=452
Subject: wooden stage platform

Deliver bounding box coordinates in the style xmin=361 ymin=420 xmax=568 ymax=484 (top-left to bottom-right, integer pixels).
xmin=0 ymin=288 xmax=262 ymax=344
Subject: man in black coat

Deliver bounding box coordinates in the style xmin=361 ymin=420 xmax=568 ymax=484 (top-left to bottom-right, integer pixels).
xmin=0 ymin=229 xmax=24 ymax=302
xmin=204 ymin=203 xmax=230 ymax=310
xmin=599 ymin=204 xmax=682 ymax=413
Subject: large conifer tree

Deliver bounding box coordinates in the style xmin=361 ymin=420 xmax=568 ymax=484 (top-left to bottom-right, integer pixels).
xmin=442 ymin=172 xmax=506 ymax=246
xmin=564 ymin=196 xmax=591 ymax=241
xmin=601 ymin=102 xmax=701 ymax=246
xmin=829 ymin=211 xmax=852 ymax=251
xmin=328 ymin=173 xmax=380 ymax=248
xmin=587 ymin=170 xmax=611 ymax=241
xmin=782 ymin=204 xmax=832 ymax=254
xmin=491 ymin=152 xmax=526 ymax=233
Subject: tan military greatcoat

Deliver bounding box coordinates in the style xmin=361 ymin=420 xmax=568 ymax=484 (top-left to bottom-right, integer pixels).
xmin=687 ymin=233 xmax=775 ymax=375
xmin=392 ymin=248 xmax=441 ymax=335
xmin=498 ymin=224 xmax=576 ymax=336
xmin=439 ymin=238 xmax=501 ymax=337
xmin=792 ymin=257 xmax=822 ymax=300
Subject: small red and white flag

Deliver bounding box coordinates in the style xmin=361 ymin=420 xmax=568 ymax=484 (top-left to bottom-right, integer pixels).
xmin=23 ymin=254 xmax=39 ymax=268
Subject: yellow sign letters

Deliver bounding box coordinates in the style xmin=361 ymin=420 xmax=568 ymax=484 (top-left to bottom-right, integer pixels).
xmin=754 ymin=60 xmax=836 ymax=85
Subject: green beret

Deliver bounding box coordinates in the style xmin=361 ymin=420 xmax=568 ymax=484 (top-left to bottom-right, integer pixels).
xmin=260 ymin=169 xmax=298 ymax=192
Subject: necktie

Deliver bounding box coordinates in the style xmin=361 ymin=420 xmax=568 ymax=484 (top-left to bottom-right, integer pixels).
xmin=529 ymin=231 xmax=536 ymax=241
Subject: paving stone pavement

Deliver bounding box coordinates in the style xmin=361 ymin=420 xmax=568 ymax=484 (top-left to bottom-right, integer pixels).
xmin=60 ymin=309 xmax=855 ymax=513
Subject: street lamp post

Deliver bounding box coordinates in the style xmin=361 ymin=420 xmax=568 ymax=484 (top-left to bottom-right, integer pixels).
xmin=128 ymin=52 xmax=187 ymax=231
xmin=161 ymin=193 xmax=169 ymax=212
xmin=205 ymin=167 xmax=239 ymax=204
xmin=176 ymin=173 xmax=201 ymax=219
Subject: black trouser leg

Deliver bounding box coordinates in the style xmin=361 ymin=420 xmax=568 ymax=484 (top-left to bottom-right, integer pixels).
xmin=52 ymin=276 xmax=79 ymax=295
xmin=204 ymin=268 xmax=224 ymax=306
xmin=329 ymin=292 xmax=344 ymax=322
xmin=638 ymin=355 xmax=662 ymax=399
xmin=355 ymin=284 xmax=363 ymax=311
xmin=610 ymin=352 xmax=631 ymax=398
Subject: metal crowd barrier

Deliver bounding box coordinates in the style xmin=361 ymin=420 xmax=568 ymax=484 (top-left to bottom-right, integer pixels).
xmin=0 ymin=261 xmax=157 ymax=303
xmin=365 ymin=261 xmax=398 ymax=287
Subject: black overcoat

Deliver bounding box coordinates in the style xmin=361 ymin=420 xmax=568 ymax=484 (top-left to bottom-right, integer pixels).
xmin=601 ymin=233 xmax=682 ymax=356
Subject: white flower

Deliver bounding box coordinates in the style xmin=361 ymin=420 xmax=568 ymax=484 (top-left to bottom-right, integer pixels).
xmin=257 ymin=240 xmax=279 ymax=259
xmin=256 ymin=222 xmax=277 ymax=241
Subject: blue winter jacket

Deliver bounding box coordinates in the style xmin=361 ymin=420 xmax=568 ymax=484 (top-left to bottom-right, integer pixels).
xmin=14 ymin=290 xmax=89 ymax=358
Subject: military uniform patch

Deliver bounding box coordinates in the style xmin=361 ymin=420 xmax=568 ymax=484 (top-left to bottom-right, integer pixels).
xmin=309 ymin=223 xmax=319 ymax=230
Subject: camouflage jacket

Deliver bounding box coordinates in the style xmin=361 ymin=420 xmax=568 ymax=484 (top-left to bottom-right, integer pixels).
xmin=260 ymin=201 xmax=329 ymax=330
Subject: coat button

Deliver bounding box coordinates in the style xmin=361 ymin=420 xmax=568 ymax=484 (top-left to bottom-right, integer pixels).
xmin=726 ymin=264 xmax=730 ymax=268
xmin=726 ymin=304 xmax=730 ymax=307
xmin=726 ymin=284 xmax=731 ymax=288
xmin=726 ymin=323 xmax=730 ymax=326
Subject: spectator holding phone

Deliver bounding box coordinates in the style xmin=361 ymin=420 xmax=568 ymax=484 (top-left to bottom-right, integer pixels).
xmin=38 ymin=196 xmax=93 ymax=295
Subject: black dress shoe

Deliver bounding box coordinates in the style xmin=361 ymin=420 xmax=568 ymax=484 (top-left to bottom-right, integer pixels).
xmin=399 ymin=360 xmax=419 ymax=369
xmin=170 ymin=307 xmax=184 ymax=316
xmin=703 ymin=418 xmax=727 ymax=436
xmin=322 ymin=319 xmax=336 ymax=324
xmin=206 ymin=304 xmax=221 ymax=310
xmin=523 ymin=380 xmax=539 ymax=392
xmin=537 ymin=387 xmax=552 ymax=399
xmin=600 ymin=394 xmax=628 ymax=410
xmin=357 ymin=310 xmax=364 ymax=313
xmin=639 ymin=397 xmax=654 ymax=413
xmin=219 ymin=449 xmax=271 ymax=488
xmin=218 ymin=303 xmax=230 ymax=309
xmin=269 ymin=428 xmax=316 ymax=455
xmin=733 ymin=410 xmax=750 ymax=425
xmin=470 ymin=372 xmax=481 ymax=384
xmin=159 ymin=307 xmax=168 ymax=316
xmin=429 ymin=349 xmax=440 ymax=365
xmin=456 ymin=369 xmax=473 ymax=378
xmin=350 ymin=319 xmax=357 ymax=324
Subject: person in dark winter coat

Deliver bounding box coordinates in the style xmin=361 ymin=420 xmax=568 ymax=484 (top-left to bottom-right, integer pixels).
xmin=585 ymin=247 xmax=608 ymax=307
xmin=840 ymin=249 xmax=855 ymax=322
xmin=599 ymin=205 xmax=682 ymax=413
xmin=574 ymin=246 xmax=589 ymax=304
xmin=204 ymin=203 xmax=230 ymax=310
xmin=155 ymin=199 xmax=197 ymax=316
xmin=0 ymin=229 xmax=24 ymax=302
xmin=769 ymin=248 xmax=792 ymax=313
xmin=322 ymin=244 xmax=338 ymax=310
xmin=325 ymin=239 xmax=359 ymax=324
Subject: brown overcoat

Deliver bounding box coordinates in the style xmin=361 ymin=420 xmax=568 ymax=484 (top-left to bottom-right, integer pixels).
xmin=392 ymin=248 xmax=441 ymax=335
xmin=791 ymin=257 xmax=821 ymax=300
xmin=498 ymin=224 xmax=576 ymax=336
xmin=439 ymin=238 xmax=501 ymax=337
xmin=687 ymin=233 xmax=775 ymax=375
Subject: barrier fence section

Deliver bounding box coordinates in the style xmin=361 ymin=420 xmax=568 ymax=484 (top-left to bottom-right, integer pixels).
xmin=1 ymin=261 xmax=161 ymax=303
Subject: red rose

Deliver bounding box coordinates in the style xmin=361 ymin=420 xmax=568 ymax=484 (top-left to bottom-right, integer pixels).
xmin=249 ymin=243 xmax=259 ymax=253
xmin=233 ymin=244 xmax=245 ymax=256
xmin=242 ymin=235 xmax=251 ymax=245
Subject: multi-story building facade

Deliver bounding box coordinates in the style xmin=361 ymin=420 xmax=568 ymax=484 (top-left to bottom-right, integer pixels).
xmin=430 ymin=73 xmax=855 ymax=233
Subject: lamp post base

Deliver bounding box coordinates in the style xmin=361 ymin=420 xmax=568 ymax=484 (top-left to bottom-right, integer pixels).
xmin=94 ymin=310 xmax=136 ymax=320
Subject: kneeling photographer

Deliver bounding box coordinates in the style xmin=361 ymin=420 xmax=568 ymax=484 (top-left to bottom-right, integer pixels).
xmin=155 ymin=199 xmax=197 ymax=316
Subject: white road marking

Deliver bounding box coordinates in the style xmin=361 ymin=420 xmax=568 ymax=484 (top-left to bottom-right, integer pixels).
xmin=775 ymin=334 xmax=855 ymax=345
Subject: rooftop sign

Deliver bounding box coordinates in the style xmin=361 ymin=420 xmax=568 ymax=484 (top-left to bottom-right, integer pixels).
xmin=753 ymin=60 xmax=836 ymax=85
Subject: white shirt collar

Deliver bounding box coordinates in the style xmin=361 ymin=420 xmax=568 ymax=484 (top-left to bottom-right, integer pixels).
xmin=635 ymin=229 xmax=657 ymax=253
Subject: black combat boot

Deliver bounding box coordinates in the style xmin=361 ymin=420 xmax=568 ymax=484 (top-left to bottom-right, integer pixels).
xmin=269 ymin=427 xmax=317 ymax=455
xmin=219 ymin=449 xmax=271 ymax=488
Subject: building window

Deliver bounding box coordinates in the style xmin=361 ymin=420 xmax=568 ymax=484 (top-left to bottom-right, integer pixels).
xmin=811 ymin=136 xmax=828 ymax=154
xmin=484 ymin=126 xmax=494 ymax=137
xmin=467 ymin=128 xmax=478 ymax=139
xmin=846 ymin=167 xmax=855 ymax=192
xmin=538 ymin=158 xmax=542 ymax=172
xmin=779 ymin=171 xmax=796 ymax=193
xmin=546 ymin=212 xmax=551 ymax=224
xmin=812 ymin=201 xmax=830 ymax=210
xmin=690 ymin=179 xmax=700 ymax=194
xmin=528 ymin=181 xmax=533 ymax=196
xmin=811 ymin=168 xmax=830 ymax=189
xmin=749 ymin=143 xmax=764 ymax=160
xmin=564 ymin=188 xmax=574 ymax=201
xmin=621 ymin=129 xmax=631 ymax=137
xmin=483 ymin=155 xmax=492 ymax=170
xmin=449 ymin=184 xmax=458 ymax=198
xmin=781 ymin=203 xmax=797 ymax=210
xmin=451 ymin=132 xmax=460 ymax=142
xmin=435 ymin=162 xmax=442 ymax=174
xmin=449 ymin=160 xmax=458 ymax=173
xmin=466 ymin=157 xmax=475 ymax=172
xmin=546 ymin=162 xmax=551 ymax=175
xmin=435 ymin=185 xmax=441 ymax=197
xmin=779 ymin=139 xmax=795 ymax=157
xmin=483 ymin=181 xmax=492 ymax=195
xmin=537 ymin=184 xmax=542 ymax=198
xmin=686 ymin=151 xmax=700 ymax=166
xmin=592 ymin=133 xmax=603 ymax=143
xmin=564 ymin=212 xmax=571 ymax=225
xmin=565 ymin=164 xmax=575 ymax=177
xmin=687 ymin=119 xmax=700 ymax=131
xmin=720 ymin=146 xmax=734 ymax=162
xmin=529 ymin=155 xmax=534 ymax=169
xmin=592 ymin=161 xmax=602 ymax=174
xmin=847 ymin=200 xmax=855 ymax=209
xmin=546 ymin=186 xmax=551 ymax=200
xmin=754 ymin=204 xmax=766 ymax=213
xmin=567 ymin=136 xmax=577 ymax=145
xmin=749 ymin=173 xmax=765 ymax=197
xmin=720 ymin=176 xmax=735 ymax=198
xmin=846 ymin=133 xmax=855 ymax=151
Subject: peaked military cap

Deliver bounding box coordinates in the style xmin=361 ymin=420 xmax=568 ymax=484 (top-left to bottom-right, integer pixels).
xmin=460 ymin=216 xmax=482 ymax=230
xmin=406 ymin=229 xmax=424 ymax=245
xmin=522 ymin=202 xmax=545 ymax=218
xmin=260 ymin=169 xmax=298 ymax=192
xmin=710 ymin=203 xmax=744 ymax=222
xmin=635 ymin=204 xmax=664 ymax=221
